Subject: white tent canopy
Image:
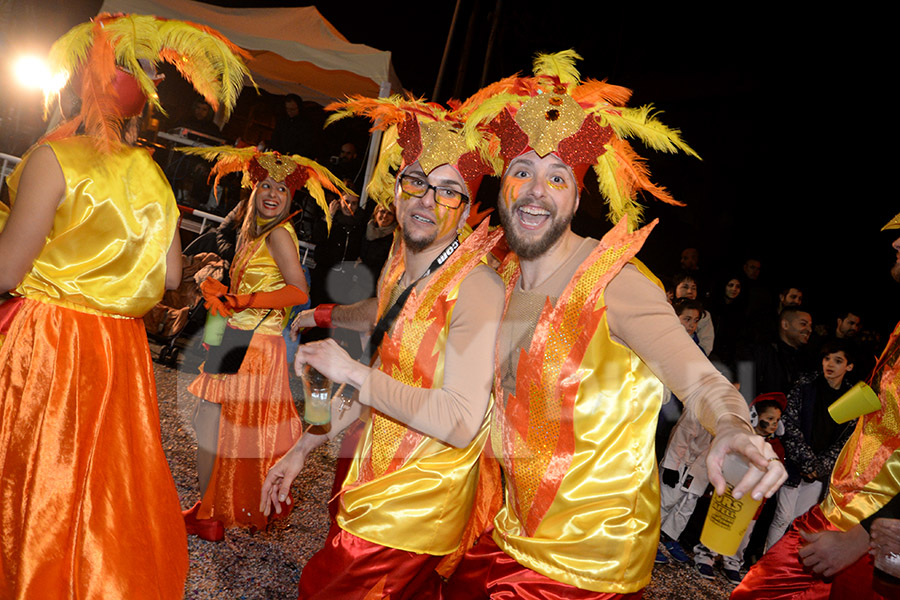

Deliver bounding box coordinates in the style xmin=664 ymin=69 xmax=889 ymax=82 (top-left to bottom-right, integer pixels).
xmin=99 ymin=0 xmax=398 ymax=205
xmin=98 ymin=0 xmax=401 ymax=105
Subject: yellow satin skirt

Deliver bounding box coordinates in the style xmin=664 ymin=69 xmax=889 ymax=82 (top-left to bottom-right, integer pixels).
xmin=188 ymin=331 xmax=302 ymax=530
xmin=0 ymin=298 xmax=188 ymax=600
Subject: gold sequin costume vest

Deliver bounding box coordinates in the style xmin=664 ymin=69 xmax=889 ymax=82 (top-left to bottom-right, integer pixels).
xmin=337 ymin=221 xmax=502 ymax=555
xmin=491 ymin=219 xmax=665 ymax=593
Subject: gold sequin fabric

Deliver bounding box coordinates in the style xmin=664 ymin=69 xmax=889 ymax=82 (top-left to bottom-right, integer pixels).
xmin=367 ymin=222 xmax=502 ymax=478
xmin=822 ymin=322 xmax=900 ymax=529
xmin=494 ymin=218 xmax=655 ymax=533
xmin=515 ymin=93 xmax=586 ymax=158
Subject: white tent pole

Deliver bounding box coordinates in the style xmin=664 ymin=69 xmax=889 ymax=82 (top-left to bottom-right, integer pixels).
xmin=358 ymin=80 xmax=392 ymax=209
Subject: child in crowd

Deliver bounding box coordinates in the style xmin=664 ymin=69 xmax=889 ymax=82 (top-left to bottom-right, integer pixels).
xmin=656 ymin=298 xmax=712 ymax=561
xmin=692 ymin=393 xmax=786 ymax=584
xmin=670 ymin=272 xmax=714 ymax=354
xmin=764 ymin=341 xmax=858 ymax=550
xmin=656 ymin=298 xmax=707 ymax=462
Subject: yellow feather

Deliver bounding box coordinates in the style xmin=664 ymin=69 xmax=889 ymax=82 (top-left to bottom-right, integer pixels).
xmin=366 ymin=125 xmax=403 ymax=208
xmin=600 ymin=106 xmax=700 ymax=158
xmin=532 ymin=50 xmax=582 ymax=85
xmin=594 ymin=150 xmax=643 ymax=229
xmin=157 ymin=20 xmax=251 ymax=118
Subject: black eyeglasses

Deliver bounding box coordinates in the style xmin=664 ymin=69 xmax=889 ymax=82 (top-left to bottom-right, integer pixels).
xmin=398 ymin=174 xmax=469 ymax=209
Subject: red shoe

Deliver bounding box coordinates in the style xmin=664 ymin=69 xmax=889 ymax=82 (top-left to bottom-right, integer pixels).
xmin=182 ymin=501 xmax=225 ymax=542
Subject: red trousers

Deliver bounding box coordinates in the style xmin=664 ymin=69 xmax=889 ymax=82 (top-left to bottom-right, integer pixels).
xmin=731 ymin=505 xmax=886 ymax=600
xmin=441 ymin=533 xmax=644 ymax=600
xmin=298 ymin=520 xmax=442 ymax=599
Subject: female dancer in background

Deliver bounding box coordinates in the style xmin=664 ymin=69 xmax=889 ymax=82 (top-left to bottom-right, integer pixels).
xmin=181 ymin=146 xmax=345 ymax=539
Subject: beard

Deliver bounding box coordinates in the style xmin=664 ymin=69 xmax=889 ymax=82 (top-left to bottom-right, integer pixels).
xmin=498 ymin=198 xmax=573 ymax=260
xmin=401 ymin=227 xmax=434 ymax=253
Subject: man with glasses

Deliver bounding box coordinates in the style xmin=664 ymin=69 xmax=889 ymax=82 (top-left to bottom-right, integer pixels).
xmin=261 ymin=98 xmax=504 ymax=599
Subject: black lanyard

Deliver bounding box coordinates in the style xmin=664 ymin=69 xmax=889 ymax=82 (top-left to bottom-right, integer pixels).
xmin=363 ymin=237 xmax=460 ymax=364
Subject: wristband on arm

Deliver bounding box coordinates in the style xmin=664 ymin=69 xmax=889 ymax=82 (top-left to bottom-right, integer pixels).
xmin=314 ymin=303 xmax=337 ymax=328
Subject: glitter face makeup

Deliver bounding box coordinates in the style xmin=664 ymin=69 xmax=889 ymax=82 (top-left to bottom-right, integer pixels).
xmin=498 ymin=151 xmax=578 ymax=260
xmin=395 ymin=162 xmax=468 ymax=253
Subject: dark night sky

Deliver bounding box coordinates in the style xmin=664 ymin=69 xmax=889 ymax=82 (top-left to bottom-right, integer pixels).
xmin=3 ymin=1 xmax=897 ymax=336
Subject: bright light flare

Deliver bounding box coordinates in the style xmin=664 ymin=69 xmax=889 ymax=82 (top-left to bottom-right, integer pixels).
xmin=13 ymin=55 xmax=68 ymax=93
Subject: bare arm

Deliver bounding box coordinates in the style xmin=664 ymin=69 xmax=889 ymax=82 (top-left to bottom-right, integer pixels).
xmin=165 ymin=230 xmax=182 ymax=290
xmin=0 ymin=145 xmax=64 ymax=293
xmin=290 ymin=296 xmax=378 ymax=338
xmin=267 ymin=226 xmax=308 ymax=291
xmin=259 ymin=381 xmax=365 ymax=517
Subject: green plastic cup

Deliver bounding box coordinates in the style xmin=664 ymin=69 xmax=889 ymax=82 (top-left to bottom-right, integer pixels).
xmin=203 ymin=312 xmax=228 ymax=346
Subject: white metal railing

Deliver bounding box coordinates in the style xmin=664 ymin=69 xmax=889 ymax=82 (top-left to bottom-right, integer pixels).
xmin=177 ymin=205 xmax=315 ymax=266
xmin=177 ymin=205 xmax=225 ymax=234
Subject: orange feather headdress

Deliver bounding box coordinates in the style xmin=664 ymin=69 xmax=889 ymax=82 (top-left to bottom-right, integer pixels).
xmin=176 ymin=145 xmax=349 ymax=231
xmin=324 ymin=95 xmax=500 ymax=210
xmin=42 ymin=13 xmax=253 ymax=152
xmin=461 ymin=50 xmax=700 ymax=227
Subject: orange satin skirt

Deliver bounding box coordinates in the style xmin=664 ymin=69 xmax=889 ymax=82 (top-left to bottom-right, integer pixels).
xmin=188 ymin=330 xmax=301 ymax=530
xmin=0 ymin=298 xmax=188 ymax=600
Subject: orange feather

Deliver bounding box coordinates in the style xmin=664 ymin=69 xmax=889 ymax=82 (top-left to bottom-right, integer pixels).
xmin=611 ymin=139 xmax=683 ymax=206
xmin=571 ymin=79 xmax=632 ymax=108
xmin=80 ymin=23 xmax=123 ymax=152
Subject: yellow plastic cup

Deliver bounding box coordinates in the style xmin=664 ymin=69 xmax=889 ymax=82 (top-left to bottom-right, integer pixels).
xmin=828 ymin=381 xmax=881 ymax=424
xmin=302 ymin=365 xmax=333 ymax=425
xmin=203 ymin=312 xmax=228 ymax=346
xmin=700 ymin=454 xmax=762 ymax=556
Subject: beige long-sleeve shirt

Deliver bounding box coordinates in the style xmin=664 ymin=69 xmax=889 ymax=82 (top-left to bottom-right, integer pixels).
xmin=354 ymin=238 xmax=750 ymax=448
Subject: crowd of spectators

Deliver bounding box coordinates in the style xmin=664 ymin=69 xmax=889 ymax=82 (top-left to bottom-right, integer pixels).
xmin=652 ymin=246 xmax=882 ymax=586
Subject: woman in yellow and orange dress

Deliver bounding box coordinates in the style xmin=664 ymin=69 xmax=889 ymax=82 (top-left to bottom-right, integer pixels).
xmin=0 ymin=14 xmax=250 ymax=598
xmin=180 ymin=147 xmax=344 ymax=537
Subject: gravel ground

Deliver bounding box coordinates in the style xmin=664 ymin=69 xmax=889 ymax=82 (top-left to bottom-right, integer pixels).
xmin=152 ymin=335 xmax=737 ymax=600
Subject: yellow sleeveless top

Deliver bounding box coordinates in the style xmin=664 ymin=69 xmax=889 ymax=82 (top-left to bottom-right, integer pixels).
xmin=491 ymin=219 xmax=664 ymax=594
xmin=226 ymin=222 xmax=300 ymax=335
xmin=5 ymin=137 xmax=177 ymax=317
xmin=337 ymin=221 xmax=502 ymax=555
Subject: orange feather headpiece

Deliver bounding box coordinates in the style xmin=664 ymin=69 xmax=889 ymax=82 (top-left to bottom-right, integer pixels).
xmin=324 ymin=95 xmax=500 ymax=209
xmin=176 ymin=145 xmax=349 ymax=231
xmin=461 ymin=50 xmax=700 ymax=227
xmin=42 ymin=13 xmax=252 ymax=153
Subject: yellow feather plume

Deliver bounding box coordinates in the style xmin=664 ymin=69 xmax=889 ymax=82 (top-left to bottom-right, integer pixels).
xmin=176 ymin=145 xmax=348 ymax=233
xmin=532 ymin=50 xmax=582 ymax=85
xmin=600 ymin=105 xmax=700 ymax=158
xmin=595 ymin=149 xmax=644 ymax=230
xmin=42 ymin=13 xmax=252 ymax=150
xmin=366 ymin=125 xmax=403 ymax=209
